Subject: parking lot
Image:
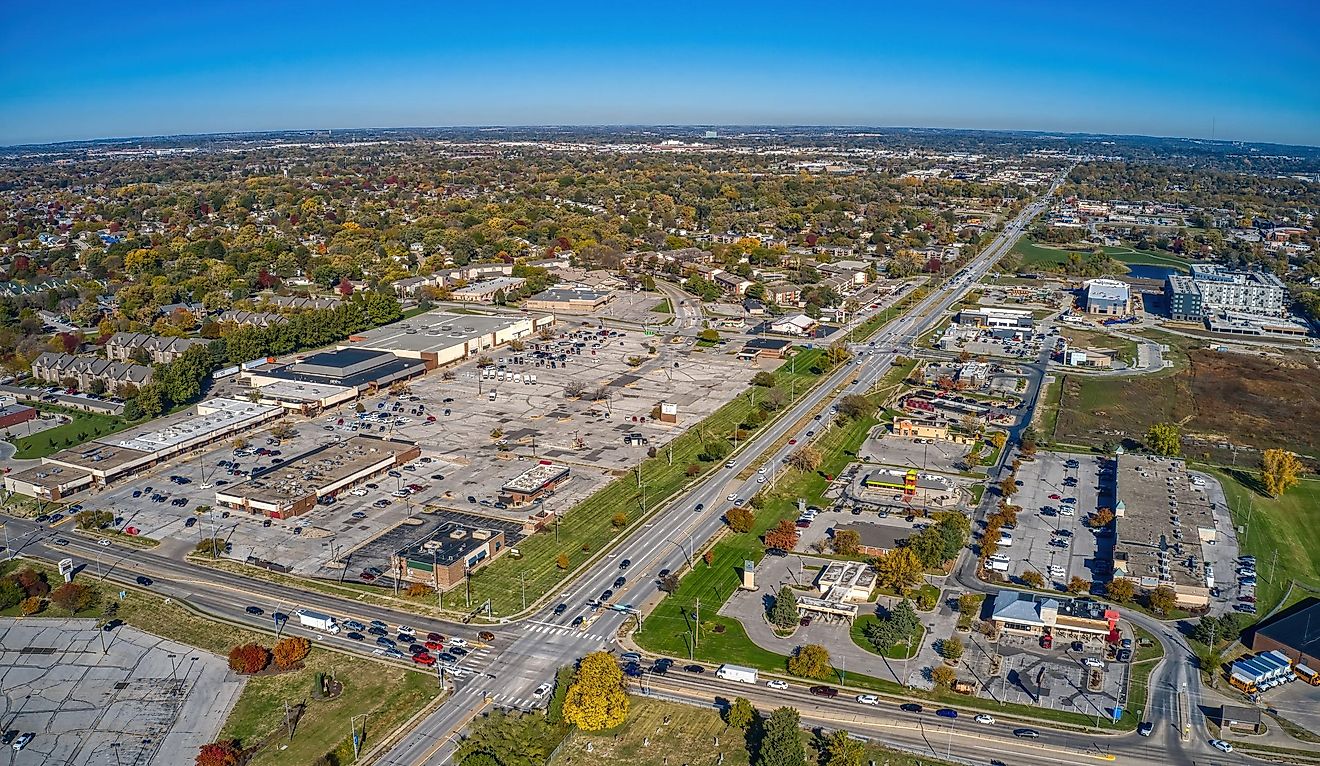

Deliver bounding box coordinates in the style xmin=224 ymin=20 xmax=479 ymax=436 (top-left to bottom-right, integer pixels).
xmin=861 ymin=431 xmax=971 ymax=473
xmin=0 ymin=618 xmax=242 ymax=766
xmin=61 ymin=325 xmax=767 ymax=578
xmin=977 ymin=631 xmax=1128 ymax=718
xmin=1001 ymin=452 xmax=1108 ymax=588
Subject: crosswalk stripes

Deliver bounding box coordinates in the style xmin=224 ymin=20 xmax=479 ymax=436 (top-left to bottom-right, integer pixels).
xmin=449 ymin=684 xmax=540 ymax=711
xmin=520 ymin=623 xmax=606 ymax=640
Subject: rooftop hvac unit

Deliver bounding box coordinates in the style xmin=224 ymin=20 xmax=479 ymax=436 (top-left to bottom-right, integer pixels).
xmin=448 ymin=529 xmax=467 ymax=540
xmin=472 ymin=529 xmax=491 ymax=540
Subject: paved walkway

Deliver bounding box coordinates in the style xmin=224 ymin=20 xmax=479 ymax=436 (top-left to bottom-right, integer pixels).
xmin=716 ymin=552 xmax=958 ymax=689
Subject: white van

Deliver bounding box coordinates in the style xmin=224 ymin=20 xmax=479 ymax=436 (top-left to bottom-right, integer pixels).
xmin=488 ymin=391 xmax=497 ymax=401
xmin=514 ymin=374 xmax=523 ymax=384
xmin=998 ymin=532 xmax=1013 ymax=547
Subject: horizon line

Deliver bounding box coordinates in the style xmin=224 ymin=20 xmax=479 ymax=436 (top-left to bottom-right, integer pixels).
xmin=5 ymin=123 xmax=1318 ymax=152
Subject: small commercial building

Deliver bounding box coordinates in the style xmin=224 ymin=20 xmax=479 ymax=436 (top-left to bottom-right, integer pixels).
xmin=955 ymin=307 xmax=1034 ymax=330
xmin=738 ymin=337 xmax=792 ymax=360
xmin=832 ymin=523 xmax=908 ymax=556
xmin=499 ymin=461 xmax=571 ymax=506
xmin=1218 ymin=705 xmax=1263 ymax=734
xmin=1228 ymin=650 xmax=1294 ymax=694
xmin=770 ymin=314 xmax=818 ymax=336
xmin=522 ymin=286 xmax=614 ymax=313
xmin=0 ymin=403 xmax=38 ymax=429
xmin=814 ymin=561 xmax=877 ymax=602
xmin=860 ymin=468 xmax=956 ymax=503
xmin=3 ymin=463 xmax=93 ymax=501
xmin=250 ymin=380 xmax=357 ymax=415
xmin=215 ymin=435 xmax=420 ymax=518
xmin=392 ymin=522 xmax=508 ymax=591
xmin=892 ymin=418 xmax=949 ymax=440
xmin=988 ymin=590 xmax=1119 ymax=640
xmin=1083 ymin=279 xmax=1132 ymax=316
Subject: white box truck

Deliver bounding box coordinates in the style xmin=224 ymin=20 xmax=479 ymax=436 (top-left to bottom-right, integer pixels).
xmin=715 ymin=664 xmax=758 ymax=684
xmin=986 ymin=554 xmax=1011 ymax=572
xmin=297 ymin=609 xmax=340 ymax=634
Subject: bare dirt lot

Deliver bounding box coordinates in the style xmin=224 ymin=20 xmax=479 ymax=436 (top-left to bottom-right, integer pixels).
xmin=1054 ymin=349 xmax=1320 ymax=458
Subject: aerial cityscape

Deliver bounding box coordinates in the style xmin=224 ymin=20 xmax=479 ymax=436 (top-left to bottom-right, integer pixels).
xmin=1 ymin=4 xmax=1319 ymax=766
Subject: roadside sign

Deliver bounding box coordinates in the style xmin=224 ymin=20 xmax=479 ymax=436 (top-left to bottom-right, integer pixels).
xmin=58 ymin=558 xmax=74 ymax=582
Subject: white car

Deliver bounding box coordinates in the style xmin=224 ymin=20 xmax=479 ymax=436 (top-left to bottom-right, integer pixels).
xmin=974 ymin=714 xmax=995 ymax=725
xmin=766 ymin=679 xmax=789 ymax=690
xmin=1209 ymin=739 xmax=1233 ymax=753
xmin=855 ymin=694 xmax=879 ymax=705
xmin=350 ymin=488 xmax=369 ymax=497
xmin=396 ymin=625 xmax=415 ymax=635
xmin=449 ymin=637 xmax=468 ymax=648
xmin=727 ymin=494 xmax=737 ymax=502
xmin=757 ymin=477 xmax=766 ymax=484
xmin=1083 ymin=657 xmax=1105 ymax=669
xmin=532 ymin=682 xmax=552 ymax=698
xmin=98 ymin=538 xmax=111 ymax=547
xmin=757 ymin=467 xmax=766 ymax=474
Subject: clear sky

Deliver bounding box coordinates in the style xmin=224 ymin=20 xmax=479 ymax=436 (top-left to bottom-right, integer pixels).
xmin=2 ymin=0 xmax=1317 ymax=147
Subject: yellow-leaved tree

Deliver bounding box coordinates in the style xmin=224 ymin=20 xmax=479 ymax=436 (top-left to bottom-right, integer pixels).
xmin=562 ymin=651 xmax=629 ymax=731
xmin=1260 ymin=449 xmax=1303 ymax=498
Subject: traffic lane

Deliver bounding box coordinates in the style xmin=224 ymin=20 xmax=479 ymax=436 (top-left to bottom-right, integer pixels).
xmin=12 ymin=517 xmax=495 ymax=647
xmin=639 ymin=674 xmax=1127 ymax=766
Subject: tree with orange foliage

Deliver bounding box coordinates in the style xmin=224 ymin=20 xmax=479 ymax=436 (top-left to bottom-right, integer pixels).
xmin=763 ymin=519 xmax=799 ymax=553
xmin=227 ymin=643 xmax=270 ymax=674
xmin=195 ymin=740 xmax=243 ymax=766
xmin=272 ymin=636 xmax=311 ymax=670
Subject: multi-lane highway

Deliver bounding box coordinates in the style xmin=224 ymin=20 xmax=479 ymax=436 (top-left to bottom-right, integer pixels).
xmin=370 ymin=175 xmax=1070 ymax=765
xmin=6 ymin=166 xmax=1249 ymax=766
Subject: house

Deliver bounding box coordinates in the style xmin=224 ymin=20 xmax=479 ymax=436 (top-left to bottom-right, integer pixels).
xmin=770 ymin=314 xmax=817 ymax=336
xmin=259 ymin=295 xmax=340 ymax=311
xmin=105 ymin=333 xmax=210 ymax=364
xmin=1218 ymin=705 xmax=1263 ymax=734
xmin=31 ymin=352 xmax=153 ymax=391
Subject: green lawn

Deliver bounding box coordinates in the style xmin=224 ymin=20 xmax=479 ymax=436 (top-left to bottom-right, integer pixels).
xmin=1011 ymin=239 xmax=1190 ymax=272
xmin=552 ymin=696 xmax=962 ymax=766
xmin=850 ymin=616 xmax=924 ymax=659
xmin=1201 ymin=468 xmax=1320 ymax=614
xmin=635 ymin=409 xmax=879 ymax=664
xmin=10 ymin=405 xmax=132 ymax=459
xmin=651 ymin=298 xmax=672 ymax=314
xmin=463 ymin=348 xmax=837 ymax=616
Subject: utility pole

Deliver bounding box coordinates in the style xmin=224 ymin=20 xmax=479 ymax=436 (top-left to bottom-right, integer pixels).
xmin=351 ymin=714 xmax=367 ymax=762
xmin=520 ymin=571 xmax=527 ymax=612
xmin=694 ymin=598 xmax=700 ymax=650
xmin=1269 ymin=548 xmax=1279 ymax=584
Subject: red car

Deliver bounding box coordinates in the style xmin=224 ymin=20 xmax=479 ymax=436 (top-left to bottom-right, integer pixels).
xmin=788 ymin=438 xmax=797 ymax=445
xmin=426 ymin=632 xmax=445 ymax=643
xmin=1048 ymin=493 xmax=1061 ymax=500
xmin=425 ymin=640 xmax=443 ymax=651
xmin=412 ymin=652 xmax=435 ymax=666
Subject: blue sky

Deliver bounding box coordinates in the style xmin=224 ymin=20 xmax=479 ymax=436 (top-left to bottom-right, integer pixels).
xmin=2 ymin=1 xmax=1317 ymax=146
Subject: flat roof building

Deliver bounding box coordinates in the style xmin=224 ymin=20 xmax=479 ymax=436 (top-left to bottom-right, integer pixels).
xmin=342 ymin=310 xmax=549 ymax=369
xmin=391 ymin=521 xmax=508 ymax=591
xmin=251 ymin=380 xmax=357 ymax=415
xmin=1111 ymin=453 xmax=1217 ymax=608
xmin=23 ymin=398 xmax=283 ymax=494
xmin=956 ymin=307 xmax=1034 ymax=329
xmin=1165 ymin=264 xmax=1287 ymax=320
xmin=989 ymin=590 xmax=1119 ymax=639
xmin=215 ymin=435 xmax=420 ymax=518
xmin=450 ymin=276 xmax=527 ymax=303
xmin=833 ymin=523 xmax=908 ymax=556
xmin=1247 ymin=597 xmax=1320 ymax=669
xmin=1083 ymin=279 xmax=1132 ymax=316
xmin=522 ymin=285 xmax=614 ymax=313
xmin=813 ymin=561 xmax=877 ymax=602
xmin=243 ymin=348 xmax=427 ymax=393
xmin=738 ymin=337 xmax=793 ymax=360
xmin=500 ymin=461 xmax=571 ymax=506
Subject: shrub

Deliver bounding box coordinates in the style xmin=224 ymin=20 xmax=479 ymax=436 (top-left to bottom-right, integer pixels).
xmin=227 ymin=643 xmax=270 ymax=674
xmin=272 ymin=636 xmax=311 ymax=670
xmin=51 ymin=582 xmax=95 ymax=613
